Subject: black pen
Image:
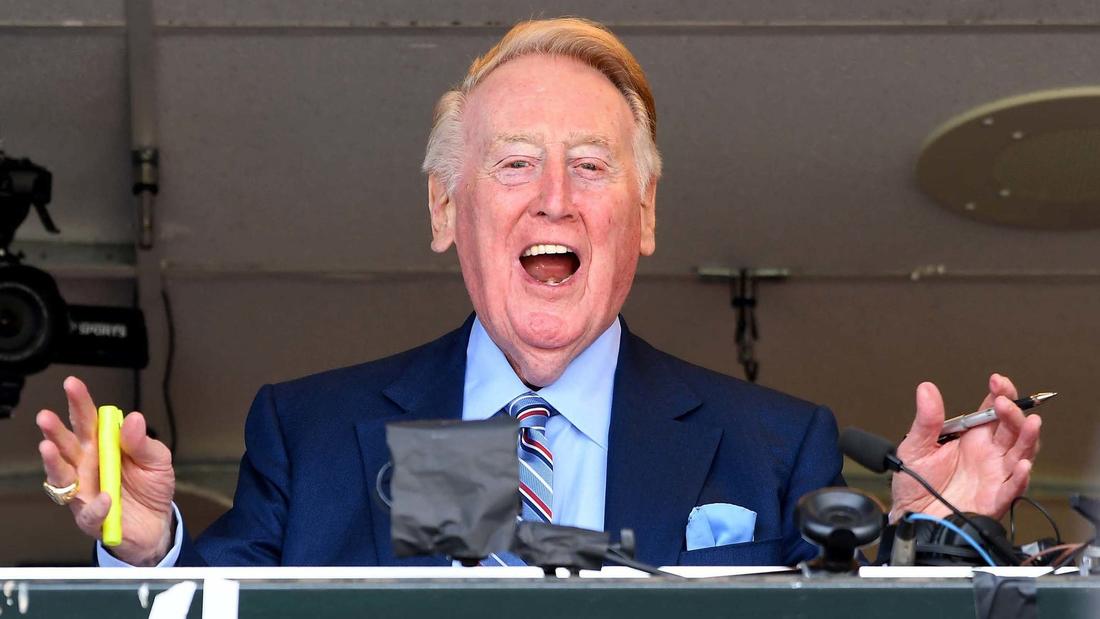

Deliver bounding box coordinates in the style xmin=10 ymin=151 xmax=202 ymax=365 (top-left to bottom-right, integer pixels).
xmin=937 ymin=392 xmax=1056 ymax=444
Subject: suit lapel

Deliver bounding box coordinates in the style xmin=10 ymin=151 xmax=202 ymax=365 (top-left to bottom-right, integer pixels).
xmin=603 ymin=324 xmax=722 ymax=567
xmin=355 ymin=317 xmax=472 ymax=566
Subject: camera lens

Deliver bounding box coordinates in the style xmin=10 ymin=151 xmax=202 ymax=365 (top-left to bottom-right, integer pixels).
xmin=0 ymin=283 xmax=50 ymax=362
xmin=0 ymin=307 xmax=24 ymax=337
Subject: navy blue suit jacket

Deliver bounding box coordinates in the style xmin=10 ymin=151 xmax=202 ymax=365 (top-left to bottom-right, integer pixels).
xmin=180 ymin=316 xmax=843 ymax=567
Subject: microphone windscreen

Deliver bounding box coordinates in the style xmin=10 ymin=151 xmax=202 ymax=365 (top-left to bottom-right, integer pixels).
xmin=839 ymin=428 xmax=898 ymax=474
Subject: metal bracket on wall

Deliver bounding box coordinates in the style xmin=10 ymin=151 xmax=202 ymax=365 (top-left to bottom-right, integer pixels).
xmin=8 ymin=241 xmax=135 ymax=278
xmin=132 ymin=148 xmax=159 ymax=250
xmin=698 ymin=267 xmax=789 ymax=383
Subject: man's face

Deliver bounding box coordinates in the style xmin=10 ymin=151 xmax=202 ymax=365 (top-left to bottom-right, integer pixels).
xmin=429 ymin=54 xmax=656 ymax=386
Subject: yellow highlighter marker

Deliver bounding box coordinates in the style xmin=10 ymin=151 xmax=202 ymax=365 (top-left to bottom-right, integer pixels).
xmin=98 ymin=405 xmax=124 ymax=547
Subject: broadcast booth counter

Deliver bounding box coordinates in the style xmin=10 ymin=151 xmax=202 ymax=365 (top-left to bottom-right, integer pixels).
xmin=2 ymin=566 xmax=1098 ymax=619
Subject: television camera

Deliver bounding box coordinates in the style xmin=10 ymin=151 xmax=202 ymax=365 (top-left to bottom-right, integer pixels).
xmin=0 ymin=150 xmax=147 ymax=418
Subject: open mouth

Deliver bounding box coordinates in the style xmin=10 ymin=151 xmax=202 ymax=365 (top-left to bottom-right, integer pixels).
xmin=519 ymin=244 xmax=580 ymax=286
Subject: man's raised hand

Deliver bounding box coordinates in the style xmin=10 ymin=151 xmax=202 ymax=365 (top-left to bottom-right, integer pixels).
xmin=36 ymin=376 xmax=176 ymax=566
xmin=889 ymin=373 xmax=1042 ymax=522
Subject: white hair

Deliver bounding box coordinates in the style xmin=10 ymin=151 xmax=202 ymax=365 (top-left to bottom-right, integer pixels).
xmin=422 ymin=18 xmax=662 ymax=196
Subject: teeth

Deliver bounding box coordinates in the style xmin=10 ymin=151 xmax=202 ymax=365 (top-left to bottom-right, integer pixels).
xmin=522 ymin=243 xmax=571 ymax=257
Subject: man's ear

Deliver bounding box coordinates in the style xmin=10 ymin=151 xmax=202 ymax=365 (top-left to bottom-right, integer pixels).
xmin=428 ymin=174 xmax=456 ymax=253
xmin=639 ymin=177 xmax=657 ymax=256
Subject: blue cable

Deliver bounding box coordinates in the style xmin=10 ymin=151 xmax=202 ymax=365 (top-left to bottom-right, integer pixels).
xmin=905 ymin=512 xmax=997 ymax=567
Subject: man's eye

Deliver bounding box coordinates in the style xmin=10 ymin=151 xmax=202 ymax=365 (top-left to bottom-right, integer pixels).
xmin=493 ymin=159 xmax=538 ymax=186
xmin=575 ymin=161 xmax=605 ymax=174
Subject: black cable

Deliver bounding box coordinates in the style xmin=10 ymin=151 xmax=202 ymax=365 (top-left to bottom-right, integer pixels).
xmin=132 ymin=287 xmax=142 ymax=413
xmin=602 ymin=548 xmax=683 ymax=578
xmin=1009 ymin=499 xmax=1016 ymax=544
xmin=1009 ymin=495 xmax=1062 ymax=545
xmin=898 ymin=463 xmax=985 ymax=537
xmin=161 ymin=287 xmax=178 ymax=456
xmin=133 ymin=367 xmax=141 ymax=413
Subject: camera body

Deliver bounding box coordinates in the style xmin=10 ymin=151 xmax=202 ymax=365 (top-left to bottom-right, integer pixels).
xmin=0 ymin=152 xmax=57 ymax=248
xmin=0 ymin=150 xmax=148 ymax=418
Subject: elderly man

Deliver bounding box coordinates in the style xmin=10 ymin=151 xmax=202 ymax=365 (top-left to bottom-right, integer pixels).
xmin=36 ymin=18 xmax=1040 ymax=568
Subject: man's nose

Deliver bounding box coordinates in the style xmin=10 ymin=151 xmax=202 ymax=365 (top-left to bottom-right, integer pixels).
xmin=532 ymin=159 xmax=575 ymax=221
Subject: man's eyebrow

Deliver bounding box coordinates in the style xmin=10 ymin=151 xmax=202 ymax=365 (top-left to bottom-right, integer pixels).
xmin=564 ymin=132 xmax=612 ymax=149
xmin=489 ymin=132 xmax=543 ymax=148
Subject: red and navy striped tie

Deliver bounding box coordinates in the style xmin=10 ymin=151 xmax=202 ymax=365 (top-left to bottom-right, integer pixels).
xmin=483 ymin=392 xmax=556 ymax=566
xmin=508 ymin=392 xmax=556 ymax=524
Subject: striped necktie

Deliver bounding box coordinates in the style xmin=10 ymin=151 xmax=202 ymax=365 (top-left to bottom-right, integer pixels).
xmin=508 ymin=392 xmax=555 ymax=524
xmin=483 ymin=391 xmax=556 ymax=566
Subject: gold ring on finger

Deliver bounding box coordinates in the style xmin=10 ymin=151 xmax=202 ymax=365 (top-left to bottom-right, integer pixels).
xmin=43 ymin=479 xmax=80 ymax=505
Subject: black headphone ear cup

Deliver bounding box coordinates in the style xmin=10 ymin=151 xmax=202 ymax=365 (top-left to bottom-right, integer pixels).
xmin=912 ymin=513 xmax=1012 ymax=565
xmin=915 ymin=541 xmax=981 ymax=564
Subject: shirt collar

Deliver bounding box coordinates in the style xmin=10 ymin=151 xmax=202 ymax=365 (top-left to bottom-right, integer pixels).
xmin=462 ymin=316 xmax=620 ymax=450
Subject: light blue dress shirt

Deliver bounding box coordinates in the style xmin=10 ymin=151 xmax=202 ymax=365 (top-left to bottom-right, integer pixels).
xmin=99 ymin=316 xmax=620 ymax=566
xmin=463 ymin=316 xmax=619 ymax=532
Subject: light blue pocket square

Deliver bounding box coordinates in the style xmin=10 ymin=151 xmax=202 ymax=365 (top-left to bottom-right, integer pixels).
xmin=685 ymin=503 xmax=757 ymax=551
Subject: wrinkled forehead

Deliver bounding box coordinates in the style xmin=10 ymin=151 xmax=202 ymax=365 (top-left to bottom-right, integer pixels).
xmin=486 ymin=130 xmax=614 ymax=151
xmin=462 ymin=54 xmax=636 ymax=153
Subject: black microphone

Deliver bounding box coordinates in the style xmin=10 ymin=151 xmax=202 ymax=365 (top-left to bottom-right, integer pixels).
xmin=838 ymin=428 xmax=903 ymax=474
xmin=839 ymin=427 xmax=1019 ymax=566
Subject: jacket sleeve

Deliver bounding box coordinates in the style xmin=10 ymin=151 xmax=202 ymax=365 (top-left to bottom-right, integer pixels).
xmin=181 ymin=384 xmax=291 ymax=566
xmin=779 ymin=404 xmax=846 ymax=566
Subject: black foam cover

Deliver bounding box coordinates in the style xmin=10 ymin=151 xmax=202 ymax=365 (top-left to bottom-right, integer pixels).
xmin=839 ymin=428 xmax=898 ymax=474
xmin=386 ymin=417 xmax=520 ymax=561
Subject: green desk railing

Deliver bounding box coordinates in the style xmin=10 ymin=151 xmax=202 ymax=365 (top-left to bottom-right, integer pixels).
xmin=2 ymin=568 xmax=1098 ymax=618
